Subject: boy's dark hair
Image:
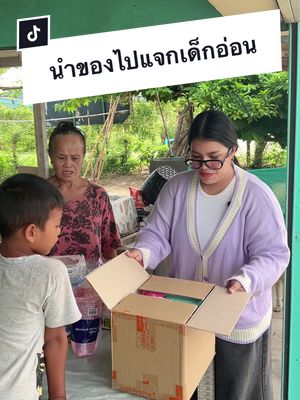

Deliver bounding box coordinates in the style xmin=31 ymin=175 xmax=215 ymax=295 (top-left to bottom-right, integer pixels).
xmin=0 ymin=173 xmax=64 ymax=239
xmin=48 ymin=121 xmax=86 ymax=156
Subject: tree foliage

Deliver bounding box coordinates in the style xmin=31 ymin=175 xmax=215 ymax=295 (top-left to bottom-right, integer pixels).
xmin=0 ymin=71 xmax=288 ymax=182
xmin=98 ymin=99 xmax=169 ymax=174
xmin=191 ymin=74 xmax=288 ymax=146
xmin=146 ymin=73 xmax=288 ymax=166
xmin=0 ymin=104 xmax=35 ymax=180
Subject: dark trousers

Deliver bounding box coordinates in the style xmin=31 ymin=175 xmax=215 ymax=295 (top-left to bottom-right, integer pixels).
xmin=191 ymin=328 xmax=273 ymax=400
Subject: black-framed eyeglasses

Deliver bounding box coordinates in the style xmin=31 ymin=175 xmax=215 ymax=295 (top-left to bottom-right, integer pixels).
xmin=185 ymin=148 xmax=232 ymax=170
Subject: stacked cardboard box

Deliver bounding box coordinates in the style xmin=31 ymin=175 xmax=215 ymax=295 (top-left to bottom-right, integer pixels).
xmin=109 ymin=195 xmax=139 ymax=237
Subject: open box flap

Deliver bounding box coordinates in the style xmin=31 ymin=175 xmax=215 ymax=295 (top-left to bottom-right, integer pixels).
xmin=114 ymin=293 xmax=197 ymax=324
xmin=140 ymin=275 xmax=214 ymax=299
xmin=86 ymin=253 xmax=149 ymax=310
xmin=187 ymin=286 xmax=251 ymax=335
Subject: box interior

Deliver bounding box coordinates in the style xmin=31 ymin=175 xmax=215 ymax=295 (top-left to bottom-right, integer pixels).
xmin=86 ymin=253 xmax=251 ymax=335
xmin=114 ymin=293 xmax=197 ymax=325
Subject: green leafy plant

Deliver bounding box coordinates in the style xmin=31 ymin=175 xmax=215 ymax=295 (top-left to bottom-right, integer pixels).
xmin=0 ymin=104 xmax=35 ymax=181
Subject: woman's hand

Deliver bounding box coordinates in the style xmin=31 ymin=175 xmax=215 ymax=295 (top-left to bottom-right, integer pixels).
xmin=125 ymin=249 xmax=144 ymax=267
xmin=226 ymin=280 xmax=246 ymax=294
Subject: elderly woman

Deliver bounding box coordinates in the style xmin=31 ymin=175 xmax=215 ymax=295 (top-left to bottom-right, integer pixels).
xmin=48 ymin=121 xmax=121 ymax=267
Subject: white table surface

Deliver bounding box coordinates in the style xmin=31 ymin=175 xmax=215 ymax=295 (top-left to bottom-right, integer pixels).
xmin=42 ymin=329 xmax=143 ymax=400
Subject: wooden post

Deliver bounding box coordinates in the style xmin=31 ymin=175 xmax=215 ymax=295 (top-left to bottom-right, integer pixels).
xmin=33 ymin=103 xmax=49 ymax=178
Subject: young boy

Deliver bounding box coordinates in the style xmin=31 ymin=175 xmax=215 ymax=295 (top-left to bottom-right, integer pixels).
xmin=0 ymin=173 xmax=82 ymax=400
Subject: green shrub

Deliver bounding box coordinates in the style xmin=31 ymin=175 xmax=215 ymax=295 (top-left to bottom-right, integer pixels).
xmin=100 ymin=99 xmax=171 ymax=174
xmin=262 ymin=142 xmax=287 ymax=167
xmin=0 ymin=152 xmax=17 ymax=182
xmin=17 ymin=152 xmax=37 ymax=166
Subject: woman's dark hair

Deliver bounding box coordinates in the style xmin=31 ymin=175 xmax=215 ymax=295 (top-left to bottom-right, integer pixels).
xmin=48 ymin=121 xmax=86 ymax=156
xmin=188 ymin=110 xmax=238 ymax=149
xmin=0 ymin=173 xmax=64 ymax=239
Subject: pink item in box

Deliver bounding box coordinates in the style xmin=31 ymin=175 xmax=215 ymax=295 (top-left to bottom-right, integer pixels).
xmin=140 ymin=289 xmax=166 ymax=298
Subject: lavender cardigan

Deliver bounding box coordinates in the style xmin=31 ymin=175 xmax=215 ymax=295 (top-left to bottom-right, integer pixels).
xmin=135 ymin=166 xmax=289 ymax=340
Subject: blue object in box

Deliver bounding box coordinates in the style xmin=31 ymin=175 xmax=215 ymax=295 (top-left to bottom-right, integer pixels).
xmin=165 ymin=294 xmax=202 ymax=306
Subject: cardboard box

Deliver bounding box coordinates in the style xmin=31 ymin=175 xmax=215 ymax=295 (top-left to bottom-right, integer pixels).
xmin=87 ymin=253 xmax=250 ymax=400
xmin=109 ymin=195 xmax=139 ymax=237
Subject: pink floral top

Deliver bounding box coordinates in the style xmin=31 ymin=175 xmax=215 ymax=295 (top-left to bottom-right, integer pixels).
xmin=49 ymin=183 xmax=121 ymax=265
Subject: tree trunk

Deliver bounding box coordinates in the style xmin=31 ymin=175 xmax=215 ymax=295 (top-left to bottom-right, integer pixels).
xmin=171 ymin=103 xmax=194 ymax=157
xmin=246 ymin=140 xmax=251 ymax=167
xmin=12 ymin=138 xmax=18 ymax=170
xmin=252 ymin=139 xmax=266 ymax=169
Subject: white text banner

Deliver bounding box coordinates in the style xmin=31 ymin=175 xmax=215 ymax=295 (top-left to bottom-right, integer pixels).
xmin=22 ymin=10 xmax=282 ymax=105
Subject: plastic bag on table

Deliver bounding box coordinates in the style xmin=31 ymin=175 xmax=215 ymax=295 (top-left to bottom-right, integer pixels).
xmin=50 ymin=254 xmax=86 ymax=288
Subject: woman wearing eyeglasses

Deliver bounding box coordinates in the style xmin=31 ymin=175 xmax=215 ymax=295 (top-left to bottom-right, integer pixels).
xmin=127 ymin=109 xmax=289 ymax=400
xmin=47 ymin=121 xmax=121 ymax=268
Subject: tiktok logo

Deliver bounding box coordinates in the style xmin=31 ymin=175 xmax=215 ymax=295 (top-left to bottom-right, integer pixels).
xmin=27 ymin=25 xmax=41 ymax=42
xmin=17 ymin=16 xmax=50 ymax=50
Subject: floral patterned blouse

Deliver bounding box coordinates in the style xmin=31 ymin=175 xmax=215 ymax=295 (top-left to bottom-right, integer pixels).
xmin=49 ymin=183 xmax=121 ymax=265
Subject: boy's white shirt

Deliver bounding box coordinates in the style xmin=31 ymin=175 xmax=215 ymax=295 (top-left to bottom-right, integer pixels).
xmin=0 ymin=254 xmax=81 ymax=400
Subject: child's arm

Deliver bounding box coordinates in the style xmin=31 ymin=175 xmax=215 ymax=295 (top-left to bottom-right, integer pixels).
xmin=44 ymin=326 xmax=68 ymax=400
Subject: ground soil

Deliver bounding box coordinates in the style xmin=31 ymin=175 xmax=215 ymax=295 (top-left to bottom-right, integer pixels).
xmin=99 ymin=171 xmax=149 ymax=196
